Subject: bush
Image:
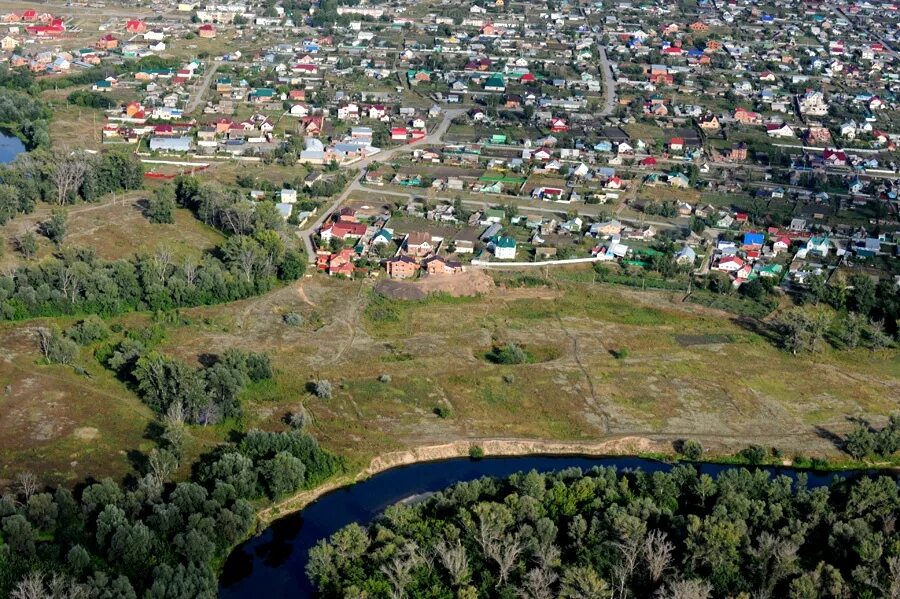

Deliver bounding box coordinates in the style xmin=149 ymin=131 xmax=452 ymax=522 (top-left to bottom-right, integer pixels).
xmin=66 ymin=315 xmax=110 ymax=345
xmin=283 ymin=312 xmax=303 ymax=327
xmin=311 ymin=380 xmax=332 ymax=399
xmin=468 ymin=445 xmax=485 ymax=459
xmin=486 ymin=343 xmax=528 ymax=365
xmin=740 ymin=445 xmax=766 ymax=465
xmin=434 ymin=406 xmax=451 ymax=419
xmin=611 ymin=348 xmax=629 ymax=360
xmin=678 ymin=439 xmax=703 ymax=461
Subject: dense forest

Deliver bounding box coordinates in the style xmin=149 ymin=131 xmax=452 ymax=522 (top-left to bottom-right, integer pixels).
xmin=0 ymin=424 xmax=341 ymax=598
xmin=309 ymin=466 xmax=900 ymax=598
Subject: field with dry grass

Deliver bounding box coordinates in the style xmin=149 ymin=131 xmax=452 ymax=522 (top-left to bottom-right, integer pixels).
xmin=1 ymin=241 xmax=898 ymax=486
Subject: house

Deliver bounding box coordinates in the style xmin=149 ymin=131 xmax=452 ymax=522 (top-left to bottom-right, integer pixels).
xmin=424 ymin=255 xmax=464 ymax=275
xmin=318 ymin=248 xmax=356 ymax=277
xmin=491 ymin=236 xmax=517 ymax=259
xmin=675 ymin=245 xmax=696 ymax=264
xmin=125 ymin=20 xmax=146 ymax=33
xmin=280 ymin=189 xmax=298 ymax=204
xmin=715 ymin=256 xmax=745 ymax=272
xmin=320 ymin=221 xmax=367 ymax=242
xmin=484 ymin=74 xmax=506 ymax=92
xmin=698 ymin=114 xmax=720 ymax=130
xmin=733 ymin=107 xmax=761 ymax=125
xmin=804 ymin=236 xmax=830 ymax=257
xmin=773 ymin=236 xmax=791 ymax=253
xmin=385 ymin=255 xmax=420 ymax=279
xmin=743 ymin=232 xmax=765 ymax=248
xmin=405 ymin=232 xmax=435 ymax=257
xmin=766 ymin=123 xmax=795 ymax=138
xmin=198 ymin=24 xmax=216 ymax=38
xmin=823 ymin=148 xmax=848 ymax=167
xmin=730 ymin=143 xmax=748 ymax=161
xmin=550 ymin=118 xmax=568 ymax=133
xmin=669 ymin=137 xmax=685 ymax=152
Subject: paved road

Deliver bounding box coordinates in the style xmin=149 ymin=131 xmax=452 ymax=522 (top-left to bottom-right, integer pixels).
xmin=298 ymin=108 xmax=466 ymax=262
xmin=184 ymin=62 xmax=220 ymax=115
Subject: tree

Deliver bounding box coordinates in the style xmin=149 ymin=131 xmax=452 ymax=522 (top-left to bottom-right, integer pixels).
xmin=679 ymin=440 xmax=703 ymax=461
xmin=559 ymin=566 xmax=612 ymax=599
xmin=841 ymin=312 xmax=864 ymax=349
xmin=37 ymin=327 xmax=79 ymax=364
xmin=49 ymin=151 xmax=89 ymax=205
xmin=16 ymin=232 xmax=38 ymax=259
xmin=0 ymin=183 xmax=19 ymax=225
xmin=41 ymin=208 xmax=68 ymax=246
xmin=845 ymin=424 xmax=877 ymax=459
xmin=146 ymin=185 xmax=176 ymax=224
xmin=776 ymin=307 xmax=829 ymax=354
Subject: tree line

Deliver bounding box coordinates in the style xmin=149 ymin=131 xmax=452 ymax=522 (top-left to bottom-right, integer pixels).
xmin=0 ymin=422 xmax=341 ymax=598
xmin=309 ymin=466 xmax=900 ymax=599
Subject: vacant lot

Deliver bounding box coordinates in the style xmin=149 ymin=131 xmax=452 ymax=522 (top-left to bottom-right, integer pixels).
xmin=1 ymin=260 xmax=898 ymax=485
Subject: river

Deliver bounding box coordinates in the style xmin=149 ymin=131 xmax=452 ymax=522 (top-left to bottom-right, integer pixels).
xmin=0 ymin=132 xmax=26 ymax=164
xmin=218 ymin=455 xmax=852 ymax=598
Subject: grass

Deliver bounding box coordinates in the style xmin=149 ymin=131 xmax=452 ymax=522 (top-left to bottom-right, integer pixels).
xmin=2 ymin=261 xmax=899 ymax=487
xmin=0 ymin=196 xmax=225 ymax=269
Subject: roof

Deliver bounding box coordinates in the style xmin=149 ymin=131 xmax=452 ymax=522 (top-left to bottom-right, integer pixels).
xmin=495 ymin=236 xmax=516 ymax=248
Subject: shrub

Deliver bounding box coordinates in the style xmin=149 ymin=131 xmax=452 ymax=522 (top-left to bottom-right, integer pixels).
xmin=612 ymin=348 xmax=629 ymax=360
xmin=678 ymin=439 xmax=703 ymax=461
xmin=468 ymin=445 xmax=485 ymax=459
xmin=740 ymin=445 xmax=766 ymax=465
xmin=283 ymin=312 xmax=303 ymax=326
xmin=486 ymin=343 xmax=527 ymax=365
xmin=66 ymin=315 xmax=110 ymax=345
xmin=312 ymin=380 xmax=332 ymax=399
xmin=434 ymin=406 xmax=451 ymax=419
xmin=286 ymin=408 xmax=309 ymax=430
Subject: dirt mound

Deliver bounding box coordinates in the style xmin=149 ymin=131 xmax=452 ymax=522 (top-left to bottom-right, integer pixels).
xmin=376 ymin=270 xmax=494 ymax=300
xmin=375 ymin=280 xmax=427 ymax=301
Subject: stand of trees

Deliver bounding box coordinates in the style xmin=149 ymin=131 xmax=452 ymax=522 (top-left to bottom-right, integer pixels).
xmin=0 ymin=148 xmax=144 ymax=226
xmin=310 ymin=466 xmax=900 ymax=599
xmin=0 ymin=175 xmax=306 ymax=321
xmin=0 ymin=87 xmax=50 ymax=150
xmin=105 ymin=337 xmax=274 ymax=425
xmin=0 ymin=426 xmax=341 ymax=598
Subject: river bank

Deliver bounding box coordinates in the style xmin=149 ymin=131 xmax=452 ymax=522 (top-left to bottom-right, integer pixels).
xmin=254 ymin=436 xmax=661 ymax=525
xmin=253 ymin=434 xmax=898 ymax=527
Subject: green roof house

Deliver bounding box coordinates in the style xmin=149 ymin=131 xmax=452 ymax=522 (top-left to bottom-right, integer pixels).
xmin=484 ymin=74 xmax=506 ymax=92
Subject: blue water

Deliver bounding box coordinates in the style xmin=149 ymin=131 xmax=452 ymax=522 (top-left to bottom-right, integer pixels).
xmin=218 ymin=455 xmax=853 ymax=597
xmin=0 ymin=132 xmax=25 ymax=164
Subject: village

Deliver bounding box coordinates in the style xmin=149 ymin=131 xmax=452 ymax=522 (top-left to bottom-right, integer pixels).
xmin=0 ymin=0 xmax=898 ymax=297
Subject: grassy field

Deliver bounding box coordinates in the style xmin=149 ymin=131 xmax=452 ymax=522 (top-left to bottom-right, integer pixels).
xmin=0 ymin=205 xmax=897 ymax=485
xmin=0 ymin=194 xmax=225 ymax=270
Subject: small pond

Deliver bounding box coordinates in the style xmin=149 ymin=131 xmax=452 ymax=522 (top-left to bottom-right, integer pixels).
xmin=0 ymin=131 xmax=26 ymax=164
